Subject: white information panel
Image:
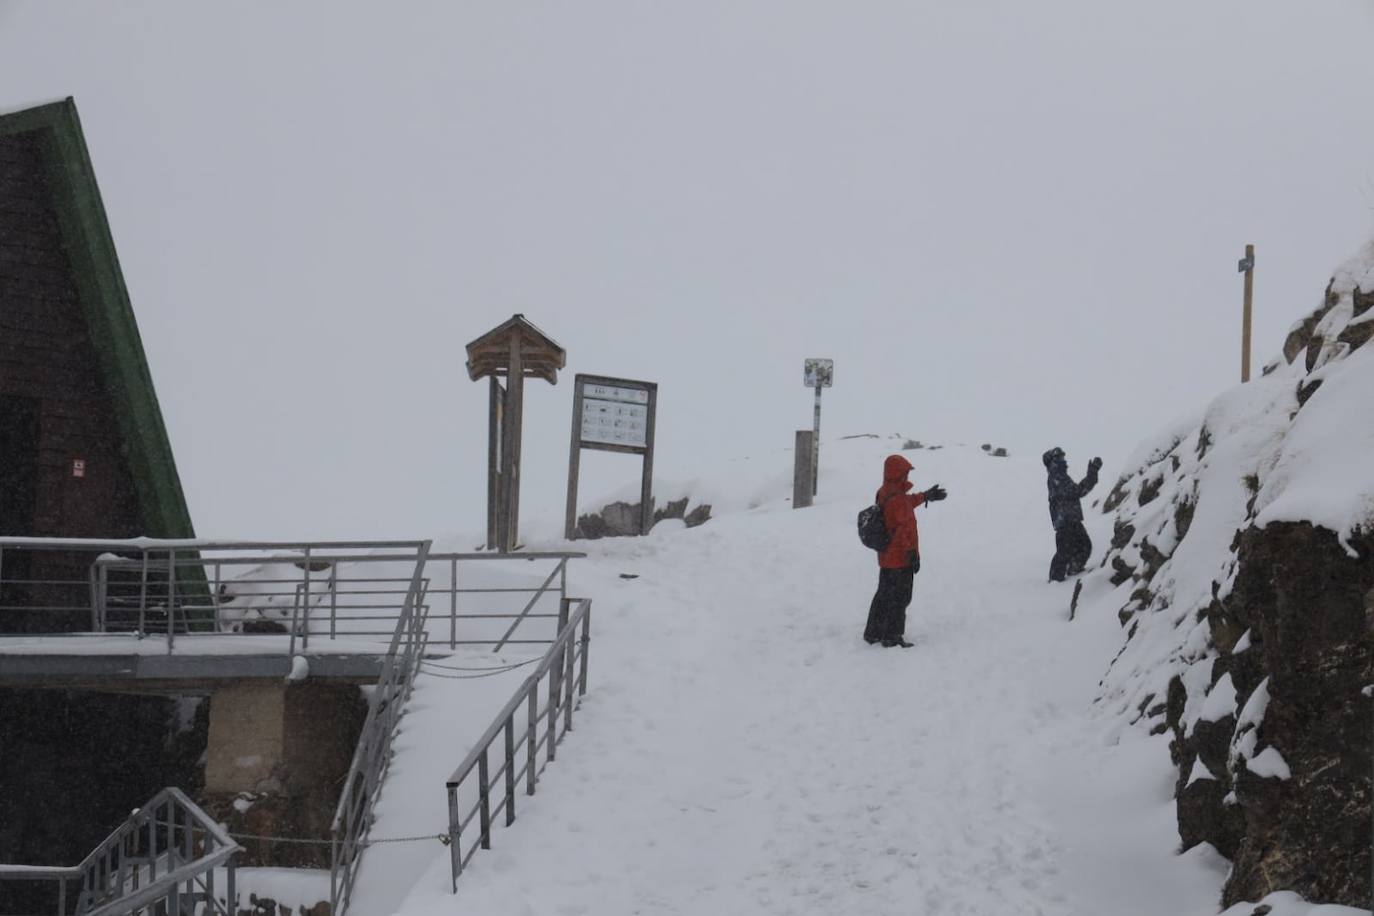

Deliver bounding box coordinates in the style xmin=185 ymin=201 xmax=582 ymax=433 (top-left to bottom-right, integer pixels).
xmin=581 ymin=394 xmax=649 ymax=448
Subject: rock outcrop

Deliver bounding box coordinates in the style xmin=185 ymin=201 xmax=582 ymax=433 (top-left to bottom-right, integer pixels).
xmin=573 ymin=496 xmax=712 ymax=539
xmin=1083 ymin=240 xmax=1374 ymax=908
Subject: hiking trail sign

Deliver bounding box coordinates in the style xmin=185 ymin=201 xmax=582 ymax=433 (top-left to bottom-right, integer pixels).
xmin=803 ymin=358 xmax=833 ymax=496
xmin=565 ymin=375 xmax=658 ymax=539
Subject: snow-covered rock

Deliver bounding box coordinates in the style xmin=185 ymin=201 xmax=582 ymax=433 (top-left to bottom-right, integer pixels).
xmin=1080 ymin=239 xmax=1374 ymax=908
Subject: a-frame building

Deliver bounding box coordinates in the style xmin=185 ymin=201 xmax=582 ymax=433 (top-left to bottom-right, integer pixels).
xmin=0 ymin=98 xmax=193 ymax=542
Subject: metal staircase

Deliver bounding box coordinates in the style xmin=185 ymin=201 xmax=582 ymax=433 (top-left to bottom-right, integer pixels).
xmin=0 ymin=787 xmax=240 ymax=915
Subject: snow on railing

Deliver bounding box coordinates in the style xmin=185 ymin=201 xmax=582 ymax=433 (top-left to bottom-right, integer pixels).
xmin=329 ymin=540 xmax=433 ymax=915
xmin=0 ymin=538 xmax=586 ymax=654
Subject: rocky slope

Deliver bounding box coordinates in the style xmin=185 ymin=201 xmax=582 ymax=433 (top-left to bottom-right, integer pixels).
xmin=1078 ymin=240 xmax=1374 ymax=908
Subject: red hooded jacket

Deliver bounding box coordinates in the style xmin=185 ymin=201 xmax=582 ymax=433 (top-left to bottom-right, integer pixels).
xmin=876 ymin=454 xmax=926 ymax=569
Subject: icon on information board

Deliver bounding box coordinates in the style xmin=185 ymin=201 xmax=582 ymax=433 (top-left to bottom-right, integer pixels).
xmin=72 ymin=459 xmax=86 ymax=478
xmin=804 ymin=359 xmax=834 ymax=388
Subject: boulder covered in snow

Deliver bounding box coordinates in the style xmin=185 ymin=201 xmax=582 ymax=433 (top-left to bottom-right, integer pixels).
xmin=573 ymin=496 xmax=712 ymax=539
xmin=1081 ymin=240 xmax=1374 ymax=908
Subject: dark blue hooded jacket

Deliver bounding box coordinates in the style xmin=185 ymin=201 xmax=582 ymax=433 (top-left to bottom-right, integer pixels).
xmin=1043 ymin=449 xmax=1098 ymax=530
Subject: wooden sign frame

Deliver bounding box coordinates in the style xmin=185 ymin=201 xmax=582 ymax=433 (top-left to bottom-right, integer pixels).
xmin=565 ymin=374 xmax=658 ymax=540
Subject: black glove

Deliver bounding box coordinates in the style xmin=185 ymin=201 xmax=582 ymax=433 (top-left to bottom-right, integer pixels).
xmin=907 ymin=551 xmax=921 ymax=574
xmin=923 ymin=484 xmax=947 ymax=503
xmin=1089 ymin=457 xmax=1103 ymax=472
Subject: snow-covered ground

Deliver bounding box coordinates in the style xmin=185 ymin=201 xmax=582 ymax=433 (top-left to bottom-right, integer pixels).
xmin=337 ymin=436 xmax=1365 ymax=916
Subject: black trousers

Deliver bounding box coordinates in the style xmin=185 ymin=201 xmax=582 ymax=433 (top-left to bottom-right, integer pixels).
xmin=864 ymin=567 xmax=914 ymax=643
xmin=1049 ymin=521 xmax=1092 ymax=582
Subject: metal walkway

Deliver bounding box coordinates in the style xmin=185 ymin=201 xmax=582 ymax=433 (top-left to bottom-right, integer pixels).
xmin=0 ymin=538 xmax=584 ymax=693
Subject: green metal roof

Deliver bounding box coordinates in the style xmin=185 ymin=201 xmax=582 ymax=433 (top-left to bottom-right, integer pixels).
xmin=0 ymin=97 xmax=195 ymax=538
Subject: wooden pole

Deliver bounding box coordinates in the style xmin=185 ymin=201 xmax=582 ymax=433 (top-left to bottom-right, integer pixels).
xmin=564 ymin=382 xmax=585 ymax=541
xmin=487 ymin=377 xmax=502 ymax=550
xmin=793 ymin=430 xmax=815 ymax=509
xmin=1241 ymin=243 xmax=1255 ymax=383
xmin=501 ymin=331 xmax=525 ymax=552
xmin=811 ymin=384 xmax=822 ymax=496
xmin=639 ymin=385 xmax=658 ymax=535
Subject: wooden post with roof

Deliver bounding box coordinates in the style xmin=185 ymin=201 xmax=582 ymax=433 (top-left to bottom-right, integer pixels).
xmin=466 ymin=315 xmax=565 ymax=552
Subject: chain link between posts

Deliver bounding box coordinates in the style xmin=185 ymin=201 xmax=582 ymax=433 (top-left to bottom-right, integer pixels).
xmin=229 ymin=832 xmax=451 ymax=847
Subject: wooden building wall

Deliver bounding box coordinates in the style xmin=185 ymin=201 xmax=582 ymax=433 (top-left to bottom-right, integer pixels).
xmin=0 ymin=130 xmax=144 ymax=540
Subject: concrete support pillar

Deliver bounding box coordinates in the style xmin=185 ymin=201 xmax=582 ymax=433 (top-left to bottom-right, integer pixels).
xmin=205 ymin=681 xmax=363 ymax=796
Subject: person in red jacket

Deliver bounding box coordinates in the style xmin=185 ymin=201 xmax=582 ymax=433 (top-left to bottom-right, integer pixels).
xmin=864 ymin=454 xmax=947 ymax=647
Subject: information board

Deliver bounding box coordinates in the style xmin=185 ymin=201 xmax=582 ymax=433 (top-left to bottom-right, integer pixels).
xmin=580 ymin=383 xmax=651 ymax=449
xmin=566 ymin=374 xmax=659 ymax=539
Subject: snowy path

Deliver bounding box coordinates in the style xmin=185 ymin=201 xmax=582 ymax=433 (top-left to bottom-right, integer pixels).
xmin=377 ymin=443 xmax=1234 ymax=916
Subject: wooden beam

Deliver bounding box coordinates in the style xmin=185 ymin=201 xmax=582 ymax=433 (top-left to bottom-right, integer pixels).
xmin=487 ymin=377 xmax=502 ymax=550
xmin=564 ymin=381 xmax=585 ymax=540
xmin=500 ymin=329 xmax=525 ymax=552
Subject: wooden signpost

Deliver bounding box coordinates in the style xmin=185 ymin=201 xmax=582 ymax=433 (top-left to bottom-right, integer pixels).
xmin=792 ymin=430 xmax=816 ymax=509
xmin=466 ymin=315 xmax=565 ymax=553
xmin=565 ymin=374 xmax=658 ymax=540
xmin=1238 ymin=244 xmax=1255 ymax=383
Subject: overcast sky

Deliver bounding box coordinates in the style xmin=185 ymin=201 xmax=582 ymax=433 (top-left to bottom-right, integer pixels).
xmin=2 ymin=1 xmax=1371 ymax=540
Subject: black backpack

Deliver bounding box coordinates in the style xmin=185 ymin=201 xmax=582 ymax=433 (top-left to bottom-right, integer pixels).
xmin=857 ymin=495 xmax=893 ymax=552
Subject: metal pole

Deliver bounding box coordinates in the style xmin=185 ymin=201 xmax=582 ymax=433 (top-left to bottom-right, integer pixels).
xmin=811 ymin=383 xmax=822 ymax=496
xmin=329 ymin=562 xmax=337 ymax=641
xmin=1241 ymin=243 xmax=1255 ymax=382
xmin=448 ymin=785 xmax=462 ymax=888
xmin=578 ymin=606 xmax=590 ymax=696
xmin=88 ymin=565 xmax=99 ymax=631
xmin=138 ymin=552 xmax=148 ymax=636
xmin=301 ymin=546 xmax=312 ymax=651
xmin=525 ymin=687 xmax=538 ymax=795
xmin=477 ymin=750 xmax=492 ymax=850
xmin=503 ymin=716 xmax=516 ymax=826
xmin=166 ymin=550 xmax=176 ymax=651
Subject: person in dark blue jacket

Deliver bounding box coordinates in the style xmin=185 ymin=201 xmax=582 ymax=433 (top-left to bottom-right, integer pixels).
xmin=1043 ymin=447 xmax=1101 ymax=582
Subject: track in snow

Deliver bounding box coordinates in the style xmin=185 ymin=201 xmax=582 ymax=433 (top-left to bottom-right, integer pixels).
xmin=376 ymin=442 xmax=1232 ymax=916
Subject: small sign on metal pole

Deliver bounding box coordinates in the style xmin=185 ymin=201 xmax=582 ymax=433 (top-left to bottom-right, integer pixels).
xmin=565 ymin=374 xmax=659 ymax=539
xmin=803 ymin=359 xmax=833 ymax=496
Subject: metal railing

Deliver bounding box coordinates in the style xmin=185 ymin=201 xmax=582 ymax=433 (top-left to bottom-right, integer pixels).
xmin=445 ymin=598 xmax=593 ymax=891
xmin=0 ymin=787 xmax=240 ymax=915
xmin=329 ymin=540 xmax=431 ymax=914
xmin=423 ymin=552 xmax=583 ymax=652
xmin=0 ymin=538 xmax=585 ymax=654
xmin=0 ymin=538 xmax=592 ymax=915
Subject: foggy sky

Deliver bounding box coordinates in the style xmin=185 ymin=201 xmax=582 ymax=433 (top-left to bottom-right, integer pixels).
xmin=1 ymin=1 xmax=1371 ymax=540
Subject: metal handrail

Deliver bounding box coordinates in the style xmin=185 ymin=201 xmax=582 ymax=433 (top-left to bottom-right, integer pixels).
xmin=0 ymin=864 xmax=79 ymax=916
xmin=0 ymin=786 xmax=240 ymax=916
xmin=329 ymin=541 xmax=433 ymax=915
xmin=1 ymin=539 xmax=586 ymax=653
xmin=445 ymin=598 xmax=593 ymax=891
